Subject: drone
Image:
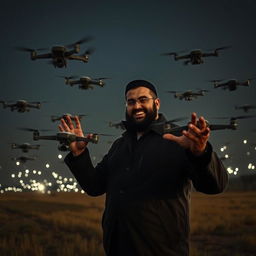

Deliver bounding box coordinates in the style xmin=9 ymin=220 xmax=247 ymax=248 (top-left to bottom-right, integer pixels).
xmin=108 ymin=121 xmax=125 ymax=130
xmin=0 ymin=100 xmax=44 ymax=112
xmin=161 ymin=46 xmax=230 ymax=65
xmin=166 ymin=89 xmax=209 ymax=101
xmin=11 ymin=142 xmax=40 ymax=153
xmin=235 ymin=104 xmax=256 ymax=113
xmin=11 ymin=156 xmax=36 ymax=164
xmin=158 ymin=115 xmax=256 ymax=135
xmin=62 ymin=76 xmax=110 ymax=89
xmin=17 ymin=37 xmax=94 ymax=68
xmin=210 ymin=78 xmax=255 ymax=91
xmin=51 ymin=113 xmax=87 ymax=122
xmin=32 ymin=130 xmax=112 ymax=151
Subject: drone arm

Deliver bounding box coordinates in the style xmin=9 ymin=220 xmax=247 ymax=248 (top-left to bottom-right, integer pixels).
xmin=67 ymin=55 xmax=88 ymax=62
xmin=202 ymin=52 xmax=217 ymax=57
xmin=176 ymin=54 xmax=190 ymax=60
xmin=34 ymin=135 xmax=57 ymax=141
xmin=33 ymin=53 xmax=52 ymax=59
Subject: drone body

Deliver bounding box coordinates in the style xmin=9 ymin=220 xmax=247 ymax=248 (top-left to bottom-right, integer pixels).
xmin=17 ymin=37 xmax=94 ymax=68
xmin=211 ymin=78 xmax=253 ymax=91
xmin=108 ymin=121 xmax=125 ymax=130
xmin=11 ymin=156 xmax=37 ymax=164
xmin=0 ymin=100 xmax=42 ymax=112
xmin=166 ymin=89 xmax=208 ymax=101
xmin=162 ymin=46 xmax=230 ymax=65
xmin=63 ymin=76 xmax=109 ymax=89
xmin=51 ymin=113 xmax=87 ymax=122
xmin=235 ymin=104 xmax=256 ymax=113
xmin=11 ymin=142 xmax=40 ymax=153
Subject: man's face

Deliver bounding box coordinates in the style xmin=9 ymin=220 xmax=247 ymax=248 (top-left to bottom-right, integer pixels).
xmin=125 ymin=87 xmax=160 ymax=132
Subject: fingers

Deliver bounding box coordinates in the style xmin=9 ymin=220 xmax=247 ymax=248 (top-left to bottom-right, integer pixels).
xmin=60 ymin=118 xmax=71 ymax=132
xmin=65 ymin=115 xmax=75 ymax=130
xmin=190 ymin=112 xmax=197 ymax=126
xmin=184 ymin=114 xmax=210 ymax=143
xmin=74 ymin=116 xmax=82 ymax=130
xmin=58 ymin=124 xmax=64 ymax=132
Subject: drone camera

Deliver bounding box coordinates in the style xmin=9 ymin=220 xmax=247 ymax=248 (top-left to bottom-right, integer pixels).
xmin=30 ymin=51 xmax=37 ymax=60
xmin=58 ymin=144 xmax=70 ymax=151
xmin=74 ymin=44 xmax=80 ymax=53
xmin=33 ymin=131 xmax=40 ymax=140
xmin=91 ymin=134 xmax=99 ymax=144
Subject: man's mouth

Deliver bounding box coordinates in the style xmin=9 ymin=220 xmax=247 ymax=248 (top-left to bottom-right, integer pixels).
xmin=134 ymin=111 xmax=145 ymax=119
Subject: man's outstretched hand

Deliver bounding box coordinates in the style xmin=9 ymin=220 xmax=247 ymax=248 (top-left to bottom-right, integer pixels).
xmin=163 ymin=112 xmax=210 ymax=156
xmin=58 ymin=115 xmax=91 ymax=156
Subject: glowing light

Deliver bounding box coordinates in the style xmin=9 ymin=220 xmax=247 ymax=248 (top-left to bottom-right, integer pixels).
xmin=25 ymin=169 xmax=29 ymax=174
xmin=220 ymin=147 xmax=224 ymax=152
xmin=33 ymin=170 xmax=37 ymax=174
xmin=11 ymin=174 xmax=15 ymax=178
xmin=246 ymin=152 xmax=251 ymax=156
xmin=38 ymin=184 xmax=45 ymax=192
xmin=243 ymin=139 xmax=247 ymax=144
xmin=58 ymin=154 xmax=62 ymax=159
xmin=235 ymin=167 xmax=239 ymax=171
xmin=248 ymin=163 xmax=252 ymax=169
xmin=225 ymin=154 xmax=229 ymax=159
xmin=252 ymin=165 xmax=255 ymax=170
xmin=16 ymin=161 xmax=20 ymax=166
xmin=46 ymin=163 xmax=50 ymax=168
xmin=38 ymin=171 xmax=42 ymax=175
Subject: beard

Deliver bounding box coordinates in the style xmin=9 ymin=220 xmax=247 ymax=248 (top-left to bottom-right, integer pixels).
xmin=125 ymin=103 xmax=158 ymax=132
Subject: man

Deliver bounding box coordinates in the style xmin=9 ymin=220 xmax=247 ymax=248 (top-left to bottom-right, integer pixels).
xmin=59 ymin=79 xmax=228 ymax=256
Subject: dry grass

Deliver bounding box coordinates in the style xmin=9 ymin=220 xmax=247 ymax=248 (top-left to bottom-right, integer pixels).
xmin=0 ymin=191 xmax=255 ymax=255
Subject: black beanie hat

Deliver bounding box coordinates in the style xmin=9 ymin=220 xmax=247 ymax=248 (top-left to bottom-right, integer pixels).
xmin=125 ymin=80 xmax=157 ymax=96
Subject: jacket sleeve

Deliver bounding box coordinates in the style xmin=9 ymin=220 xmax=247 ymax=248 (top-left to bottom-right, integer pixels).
xmin=64 ymin=147 xmax=109 ymax=196
xmin=186 ymin=142 xmax=229 ymax=194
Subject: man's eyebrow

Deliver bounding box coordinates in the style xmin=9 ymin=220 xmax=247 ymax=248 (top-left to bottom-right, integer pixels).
xmin=127 ymin=95 xmax=148 ymax=100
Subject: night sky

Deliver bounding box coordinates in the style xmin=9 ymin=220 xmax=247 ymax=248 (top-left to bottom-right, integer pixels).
xmin=1 ymin=0 xmax=256 ymax=187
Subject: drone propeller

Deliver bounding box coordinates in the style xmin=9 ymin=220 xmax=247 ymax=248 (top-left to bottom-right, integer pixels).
xmin=29 ymin=101 xmax=48 ymax=104
xmin=208 ymin=79 xmax=224 ymax=83
xmin=196 ymin=88 xmax=210 ymax=92
xmin=18 ymin=127 xmax=52 ymax=132
xmin=82 ymin=47 xmax=95 ymax=56
xmin=214 ymin=46 xmax=232 ymax=51
xmin=58 ymin=75 xmax=77 ymax=80
xmin=16 ymin=47 xmax=48 ymax=52
xmin=211 ymin=115 xmax=256 ymax=121
xmin=86 ymin=132 xmax=114 ymax=137
xmin=94 ymin=77 xmax=111 ymax=80
xmin=65 ymin=36 xmax=93 ymax=49
xmin=166 ymin=90 xmax=180 ymax=94
xmin=161 ymin=49 xmax=188 ymax=56
xmin=166 ymin=117 xmax=187 ymax=123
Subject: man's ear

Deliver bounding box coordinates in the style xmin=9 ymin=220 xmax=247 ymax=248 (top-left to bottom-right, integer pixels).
xmin=155 ymin=98 xmax=160 ymax=110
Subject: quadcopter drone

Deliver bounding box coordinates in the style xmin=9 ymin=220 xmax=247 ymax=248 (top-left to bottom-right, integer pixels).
xmin=108 ymin=121 xmax=125 ymax=130
xmin=161 ymin=46 xmax=230 ymax=65
xmin=11 ymin=156 xmax=36 ymax=164
xmin=62 ymin=76 xmax=110 ymax=89
xmin=11 ymin=142 xmax=40 ymax=153
xmin=17 ymin=37 xmax=94 ymax=68
xmin=0 ymin=100 xmax=44 ymax=112
xmin=32 ymin=130 xmax=112 ymax=151
xmin=210 ymin=78 xmax=255 ymax=91
xmin=51 ymin=113 xmax=87 ymax=122
xmin=166 ymin=89 xmax=209 ymax=101
xmin=156 ymin=115 xmax=256 ymax=135
xmin=235 ymin=104 xmax=256 ymax=113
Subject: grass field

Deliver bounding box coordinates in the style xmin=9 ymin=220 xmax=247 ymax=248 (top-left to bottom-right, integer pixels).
xmin=0 ymin=191 xmax=255 ymax=256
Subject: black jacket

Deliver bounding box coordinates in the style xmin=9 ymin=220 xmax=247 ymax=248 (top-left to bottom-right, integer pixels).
xmin=65 ymin=114 xmax=228 ymax=256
